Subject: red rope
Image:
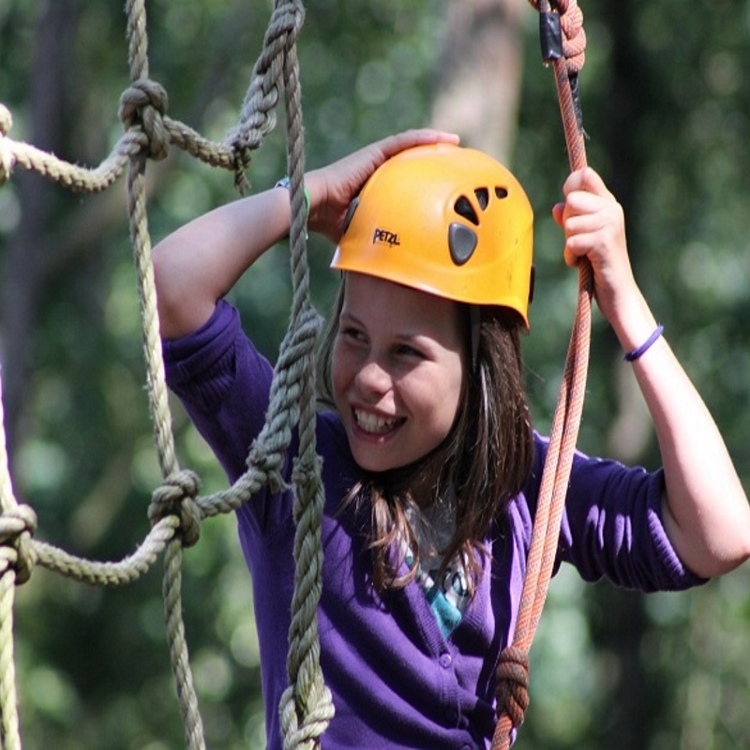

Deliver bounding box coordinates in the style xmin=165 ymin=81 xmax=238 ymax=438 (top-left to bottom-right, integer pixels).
xmin=492 ymin=1 xmax=593 ymax=747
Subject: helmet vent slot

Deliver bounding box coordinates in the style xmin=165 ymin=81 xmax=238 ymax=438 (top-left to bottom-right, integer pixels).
xmin=474 ymin=187 xmax=489 ymax=210
xmin=454 ymin=195 xmax=479 ymax=225
xmin=495 ymin=186 xmax=508 ymax=199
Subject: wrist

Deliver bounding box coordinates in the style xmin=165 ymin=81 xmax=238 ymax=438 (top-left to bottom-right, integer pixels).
xmin=302 ymin=168 xmax=326 ymax=235
xmin=623 ymin=324 xmax=664 ymax=362
xmin=274 ymin=176 xmax=310 ymax=224
xmin=608 ymin=290 xmax=659 ymax=354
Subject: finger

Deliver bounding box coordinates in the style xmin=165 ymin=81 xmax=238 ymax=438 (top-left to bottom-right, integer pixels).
xmin=397 ymin=128 xmax=461 ymax=146
xmin=565 ymin=230 xmax=602 ymax=258
xmin=563 ymin=189 xmax=610 ymax=220
xmin=552 ymin=202 xmax=565 ymax=227
xmin=563 ymin=166 xmax=614 ymax=200
xmin=563 ymin=210 xmax=611 ymax=238
xmin=563 ymin=245 xmax=579 ymax=268
xmin=378 ymin=129 xmax=460 ymax=160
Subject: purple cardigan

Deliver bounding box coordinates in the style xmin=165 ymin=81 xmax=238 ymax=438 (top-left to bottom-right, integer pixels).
xmin=163 ymin=300 xmax=703 ymax=750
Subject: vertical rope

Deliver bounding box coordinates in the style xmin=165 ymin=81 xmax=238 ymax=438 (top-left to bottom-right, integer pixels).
xmin=0 ymin=373 xmax=22 ymax=750
xmin=492 ymin=1 xmax=592 ymax=747
xmin=123 ymin=0 xmax=178 ymax=480
xmin=122 ymin=3 xmax=205 ymax=748
xmin=273 ymin=2 xmax=335 ymax=747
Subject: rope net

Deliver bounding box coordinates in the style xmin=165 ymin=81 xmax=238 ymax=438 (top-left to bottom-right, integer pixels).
xmin=0 ymin=1 xmax=590 ymax=748
xmin=0 ymin=1 xmax=330 ymax=748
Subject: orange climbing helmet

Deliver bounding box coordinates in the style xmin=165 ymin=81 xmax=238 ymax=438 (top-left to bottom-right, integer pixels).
xmin=331 ymin=143 xmax=534 ymax=326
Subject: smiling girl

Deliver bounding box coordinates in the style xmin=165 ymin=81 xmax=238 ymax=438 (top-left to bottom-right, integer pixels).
xmin=153 ymin=130 xmax=750 ymax=749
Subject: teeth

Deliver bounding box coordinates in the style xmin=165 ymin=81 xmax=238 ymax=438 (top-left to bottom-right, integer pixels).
xmin=355 ymin=410 xmax=398 ymax=434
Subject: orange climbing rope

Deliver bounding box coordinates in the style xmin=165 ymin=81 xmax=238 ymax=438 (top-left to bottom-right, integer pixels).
xmin=493 ymin=1 xmax=591 ymax=747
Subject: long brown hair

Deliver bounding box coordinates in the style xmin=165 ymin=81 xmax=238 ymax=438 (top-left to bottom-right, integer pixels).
xmin=316 ymin=279 xmax=533 ymax=596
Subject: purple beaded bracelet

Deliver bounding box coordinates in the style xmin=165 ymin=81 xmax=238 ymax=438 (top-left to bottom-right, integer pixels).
xmin=623 ymin=324 xmax=664 ymax=362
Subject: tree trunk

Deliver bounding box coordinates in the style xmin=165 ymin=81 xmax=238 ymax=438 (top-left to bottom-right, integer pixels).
xmin=1 ymin=1 xmax=79 ymax=458
xmin=430 ymin=0 xmax=527 ymax=163
xmin=592 ymin=2 xmax=662 ymax=746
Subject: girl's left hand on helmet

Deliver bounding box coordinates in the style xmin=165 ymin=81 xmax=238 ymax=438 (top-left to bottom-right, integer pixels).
xmin=552 ymin=167 xmax=638 ymax=325
xmin=306 ymin=129 xmax=459 ymax=244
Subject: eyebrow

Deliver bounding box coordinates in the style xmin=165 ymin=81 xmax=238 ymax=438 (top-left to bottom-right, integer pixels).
xmin=339 ymin=310 xmax=443 ymax=348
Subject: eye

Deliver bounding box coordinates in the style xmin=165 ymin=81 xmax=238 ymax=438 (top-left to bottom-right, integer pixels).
xmin=339 ymin=325 xmax=366 ymax=344
xmin=395 ymin=343 xmax=424 ymax=358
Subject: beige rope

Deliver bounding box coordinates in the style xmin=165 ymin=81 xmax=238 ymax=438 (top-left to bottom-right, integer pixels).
xmin=0 ymin=373 xmax=24 ymax=750
xmin=0 ymin=0 xmax=333 ymax=747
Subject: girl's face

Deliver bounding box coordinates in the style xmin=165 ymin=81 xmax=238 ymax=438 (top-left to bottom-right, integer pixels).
xmin=332 ymin=272 xmax=466 ymax=473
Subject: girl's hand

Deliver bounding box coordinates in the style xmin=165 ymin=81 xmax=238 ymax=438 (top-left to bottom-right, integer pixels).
xmin=552 ymin=167 xmax=638 ymax=327
xmin=305 ymin=129 xmax=460 ymax=243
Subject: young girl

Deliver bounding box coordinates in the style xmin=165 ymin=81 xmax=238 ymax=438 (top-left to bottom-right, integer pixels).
xmin=153 ymin=130 xmax=750 ymax=749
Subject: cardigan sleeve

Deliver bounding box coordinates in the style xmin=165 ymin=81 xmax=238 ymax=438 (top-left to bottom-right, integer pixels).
xmin=526 ymin=433 xmax=707 ymax=592
xmin=162 ymin=299 xmax=275 ymax=484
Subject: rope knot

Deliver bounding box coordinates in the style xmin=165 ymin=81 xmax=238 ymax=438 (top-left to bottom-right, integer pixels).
xmin=0 ymin=103 xmax=15 ymax=184
xmin=527 ymin=0 xmax=586 ymax=73
xmin=291 ymin=454 xmax=323 ymax=490
xmin=557 ymin=0 xmax=586 ymax=73
xmin=119 ymin=78 xmax=170 ymax=160
xmin=0 ymin=504 xmax=38 ymax=584
xmin=149 ymin=470 xmax=202 ymax=547
xmin=246 ymin=439 xmax=289 ymax=495
xmin=279 ymin=680 xmax=335 ymax=750
xmin=495 ymin=646 xmax=530 ymax=730
xmin=224 ymin=0 xmax=306 ymax=190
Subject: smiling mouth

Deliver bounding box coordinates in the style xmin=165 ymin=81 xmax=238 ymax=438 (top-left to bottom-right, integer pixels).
xmin=354 ymin=409 xmax=403 ymax=435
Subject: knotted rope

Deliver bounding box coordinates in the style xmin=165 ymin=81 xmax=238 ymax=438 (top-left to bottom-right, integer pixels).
xmin=0 ymin=0 xmax=333 ymax=747
xmin=493 ymin=1 xmax=592 ymax=747
xmin=0 ymin=372 xmax=36 ymax=750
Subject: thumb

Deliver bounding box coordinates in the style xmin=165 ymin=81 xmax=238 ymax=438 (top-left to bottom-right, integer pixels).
xmin=551 ymin=202 xmax=565 ymax=228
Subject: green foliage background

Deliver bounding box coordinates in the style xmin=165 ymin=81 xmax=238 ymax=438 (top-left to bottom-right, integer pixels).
xmin=1 ymin=1 xmax=750 ymax=748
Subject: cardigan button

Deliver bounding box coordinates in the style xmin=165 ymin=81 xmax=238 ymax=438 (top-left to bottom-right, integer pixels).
xmin=439 ymin=653 xmax=452 ymax=668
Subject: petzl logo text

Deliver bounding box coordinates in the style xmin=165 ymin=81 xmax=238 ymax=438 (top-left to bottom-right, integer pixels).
xmin=372 ymin=228 xmax=400 ymax=247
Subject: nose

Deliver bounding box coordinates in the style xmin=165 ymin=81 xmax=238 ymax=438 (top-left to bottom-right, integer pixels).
xmin=355 ymin=357 xmax=393 ymax=398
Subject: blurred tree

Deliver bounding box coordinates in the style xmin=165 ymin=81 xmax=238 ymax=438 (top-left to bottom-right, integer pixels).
xmin=1 ymin=0 xmax=79 ymax=456
xmin=430 ymin=0 xmax=527 ymax=161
